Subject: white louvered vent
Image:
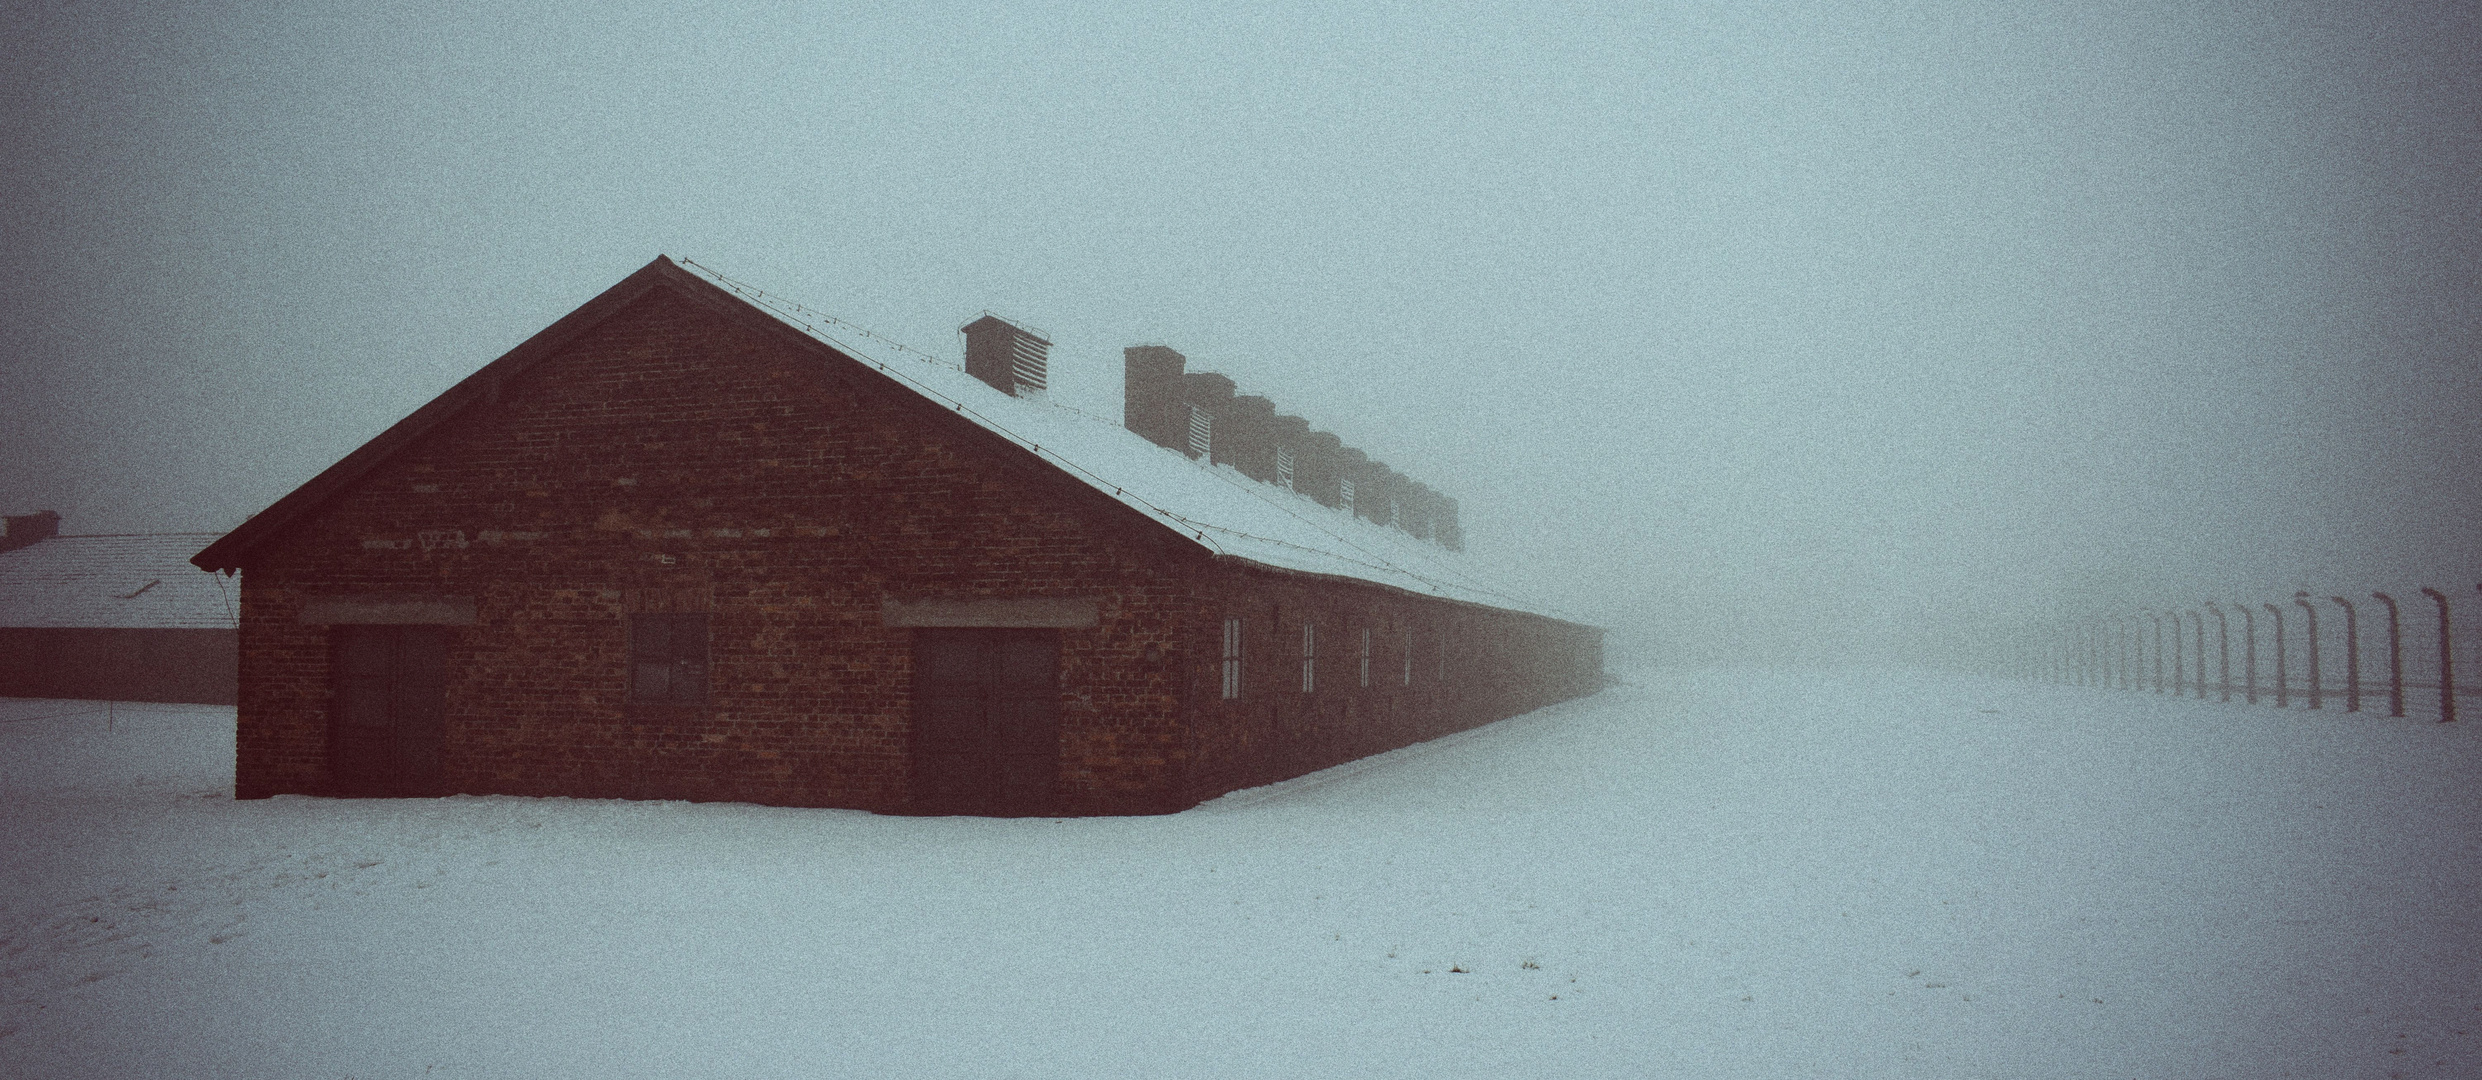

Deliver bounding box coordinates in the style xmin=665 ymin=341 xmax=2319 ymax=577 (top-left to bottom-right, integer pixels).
xmin=1188 ymin=405 xmax=1213 ymax=459
xmin=1009 ymin=333 xmax=1049 ymax=393
xmin=1275 ymin=447 xmax=1294 ymax=490
xmin=1339 ymin=476 xmax=1356 ymax=514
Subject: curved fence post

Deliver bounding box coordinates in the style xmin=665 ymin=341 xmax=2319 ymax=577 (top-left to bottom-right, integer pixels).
xmin=2206 ymin=602 xmax=2232 ymax=702
xmin=2239 ymin=602 xmax=2258 ymax=704
xmin=2190 ymin=609 xmax=2206 ymax=699
xmin=2371 ymin=592 xmax=2404 ymax=717
xmin=2150 ymin=611 xmax=2166 ymax=694
xmin=2329 ymin=596 xmax=2360 ymax=713
xmin=2091 ymin=622 xmax=2103 ymax=687
xmin=2095 ymin=621 xmax=2106 ymax=687
xmin=2109 ymin=620 xmax=2120 ymax=689
xmin=2126 ymin=617 xmax=2140 ymax=691
xmin=2170 ymin=611 xmax=2186 ymax=697
xmin=2137 ymin=615 xmax=2149 ymax=692
xmin=2294 ymin=592 xmax=2322 ymax=710
xmin=2421 ymin=588 xmax=2454 ymax=723
xmin=2265 ymin=603 xmax=2288 ymax=708
xmin=2086 ymin=622 xmax=2100 ymax=687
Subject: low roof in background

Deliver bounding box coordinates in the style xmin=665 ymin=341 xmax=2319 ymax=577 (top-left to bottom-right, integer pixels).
xmin=0 ymin=534 xmax=237 ymax=629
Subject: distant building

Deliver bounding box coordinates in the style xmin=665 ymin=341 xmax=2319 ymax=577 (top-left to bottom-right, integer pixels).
xmin=193 ymin=257 xmax=1601 ymax=814
xmin=0 ymin=512 xmax=238 ymax=704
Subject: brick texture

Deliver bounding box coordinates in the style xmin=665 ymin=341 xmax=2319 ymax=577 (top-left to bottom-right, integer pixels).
xmin=230 ymin=280 xmax=1602 ymax=814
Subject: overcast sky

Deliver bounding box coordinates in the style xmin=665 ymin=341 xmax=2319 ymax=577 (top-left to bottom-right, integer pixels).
xmin=5 ymin=0 xmax=2476 ymax=664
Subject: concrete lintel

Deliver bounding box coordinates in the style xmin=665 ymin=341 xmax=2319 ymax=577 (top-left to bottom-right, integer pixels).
xmin=298 ymin=595 xmax=479 ymax=625
xmin=881 ymin=596 xmax=1099 ymax=628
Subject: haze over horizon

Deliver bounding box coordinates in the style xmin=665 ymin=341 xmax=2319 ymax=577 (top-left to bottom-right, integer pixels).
xmin=6 ymin=1 xmax=2476 ymax=665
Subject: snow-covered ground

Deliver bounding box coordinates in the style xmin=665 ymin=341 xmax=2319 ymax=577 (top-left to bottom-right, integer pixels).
xmin=3 ymin=672 xmax=2475 ymax=1079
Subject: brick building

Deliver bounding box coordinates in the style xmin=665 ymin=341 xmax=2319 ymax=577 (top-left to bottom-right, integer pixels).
xmin=192 ymin=257 xmax=1602 ymax=814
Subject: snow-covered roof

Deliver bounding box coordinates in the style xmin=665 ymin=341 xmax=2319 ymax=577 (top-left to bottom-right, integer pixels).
xmin=191 ymin=257 xmax=1576 ymax=624
xmin=679 ymin=261 xmax=1570 ymax=621
xmin=0 ymin=534 xmax=239 ymax=629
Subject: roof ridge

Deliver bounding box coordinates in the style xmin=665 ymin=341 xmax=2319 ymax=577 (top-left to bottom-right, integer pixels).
xmin=678 ymin=259 xmax=1578 ymax=622
xmin=185 ymin=254 xmax=1580 ymax=624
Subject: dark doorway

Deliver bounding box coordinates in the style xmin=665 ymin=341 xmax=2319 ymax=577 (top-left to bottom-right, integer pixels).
xmin=330 ymin=625 xmax=449 ymax=796
xmin=910 ymin=628 xmax=1061 ymax=816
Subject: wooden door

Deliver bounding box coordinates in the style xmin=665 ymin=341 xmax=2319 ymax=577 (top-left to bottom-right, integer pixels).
xmin=910 ymin=628 xmax=1061 ymax=816
xmin=331 ymin=625 xmax=448 ymax=796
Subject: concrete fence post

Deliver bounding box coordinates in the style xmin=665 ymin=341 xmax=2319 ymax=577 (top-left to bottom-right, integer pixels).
xmin=2120 ymin=617 xmax=2132 ymax=691
xmin=2174 ymin=611 xmax=2189 ymax=697
xmin=2329 ymin=596 xmax=2360 ymax=713
xmin=2371 ymin=592 xmax=2404 ymax=717
xmin=2239 ymin=603 xmax=2258 ymax=704
xmin=2421 ymin=587 xmax=2454 ymax=723
xmin=2294 ymin=593 xmax=2322 ymax=710
xmin=2150 ymin=611 xmax=2166 ymax=694
xmin=2206 ymin=602 xmax=2232 ymax=702
xmin=2190 ymin=610 xmax=2206 ymax=699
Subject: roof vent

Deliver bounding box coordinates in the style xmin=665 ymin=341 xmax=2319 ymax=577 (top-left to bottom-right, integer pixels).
xmin=1124 ymin=345 xmax=1188 ymax=448
xmin=961 ymin=314 xmax=1050 ymax=396
xmin=1188 ymin=404 xmax=1214 ymax=459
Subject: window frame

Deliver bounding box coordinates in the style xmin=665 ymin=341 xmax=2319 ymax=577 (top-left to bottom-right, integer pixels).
xmin=1221 ymin=617 xmax=1244 ymax=701
xmin=629 ymin=612 xmax=711 ymax=705
xmin=1300 ymin=621 xmax=1316 ymax=694
xmin=1358 ymin=626 xmax=1371 ymax=688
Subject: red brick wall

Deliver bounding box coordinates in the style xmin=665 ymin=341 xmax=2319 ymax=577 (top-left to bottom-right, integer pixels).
xmin=1176 ymin=565 xmax=1605 ymax=805
xmin=236 ymin=285 xmax=1198 ymax=810
xmin=232 ymin=280 xmax=1603 ymax=814
xmin=0 ymin=627 xmax=237 ymax=704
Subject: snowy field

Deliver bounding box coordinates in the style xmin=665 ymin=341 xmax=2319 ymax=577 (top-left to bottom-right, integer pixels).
xmin=3 ymin=671 xmax=2475 ymax=1079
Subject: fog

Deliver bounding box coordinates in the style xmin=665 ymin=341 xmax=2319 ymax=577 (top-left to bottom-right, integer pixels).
xmin=5 ymin=1 xmax=2475 ymax=666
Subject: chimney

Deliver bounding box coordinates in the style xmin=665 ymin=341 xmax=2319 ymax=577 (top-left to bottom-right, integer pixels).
xmin=1116 ymin=353 xmax=1460 ymax=546
xmin=1363 ymin=466 xmax=1402 ymax=528
xmin=1221 ymin=395 xmax=1279 ymax=482
xmin=1396 ymin=482 xmax=1437 ymax=541
xmin=1340 ymin=457 xmax=1394 ymax=525
xmin=1297 ymin=430 xmax=1344 ymax=507
xmin=962 ymin=314 xmax=1050 ymax=397
xmin=1178 ymin=373 xmax=1236 ymax=462
xmin=1123 ymin=345 xmax=1188 ymax=449
xmin=1333 ymin=447 xmax=1370 ymax=514
xmin=1 ymin=510 xmax=60 ymax=553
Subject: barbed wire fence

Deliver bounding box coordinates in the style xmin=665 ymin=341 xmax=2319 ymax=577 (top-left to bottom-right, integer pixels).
xmin=1995 ymin=584 xmax=2482 ymax=722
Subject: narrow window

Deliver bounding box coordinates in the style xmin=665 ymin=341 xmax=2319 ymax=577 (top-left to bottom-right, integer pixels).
xmin=1221 ymin=617 xmax=1243 ymax=700
xmin=1339 ymin=476 xmax=1356 ymax=513
xmin=1359 ymin=627 xmax=1371 ymax=688
xmin=1402 ymin=627 xmax=1414 ymax=686
xmin=1188 ymin=405 xmax=1213 ymax=459
xmin=1275 ymin=447 xmax=1295 ymax=490
xmin=630 ymin=613 xmax=709 ymax=703
xmin=1300 ymin=621 xmax=1316 ymax=694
